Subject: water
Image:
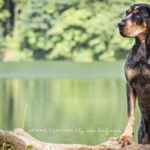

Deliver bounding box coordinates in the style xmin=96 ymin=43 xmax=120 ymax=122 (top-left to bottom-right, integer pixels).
xmin=0 ymin=61 xmax=140 ymax=145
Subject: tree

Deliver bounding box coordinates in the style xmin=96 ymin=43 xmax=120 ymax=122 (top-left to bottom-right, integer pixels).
xmin=1 ymin=0 xmax=150 ymax=61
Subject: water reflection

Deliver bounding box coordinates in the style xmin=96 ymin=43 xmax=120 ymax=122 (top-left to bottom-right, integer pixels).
xmin=0 ymin=78 xmax=140 ymax=145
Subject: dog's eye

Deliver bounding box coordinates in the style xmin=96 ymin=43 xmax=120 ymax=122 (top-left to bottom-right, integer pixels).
xmin=133 ymin=15 xmax=143 ymax=25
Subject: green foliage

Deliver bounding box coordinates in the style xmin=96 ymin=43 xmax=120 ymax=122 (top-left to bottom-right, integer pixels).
xmin=0 ymin=0 xmax=9 ymax=21
xmin=0 ymin=0 xmax=9 ymax=54
xmin=1 ymin=0 xmax=150 ymax=61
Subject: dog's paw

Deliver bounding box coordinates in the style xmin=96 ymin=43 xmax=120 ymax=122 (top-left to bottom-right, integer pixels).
xmin=118 ymin=134 xmax=132 ymax=147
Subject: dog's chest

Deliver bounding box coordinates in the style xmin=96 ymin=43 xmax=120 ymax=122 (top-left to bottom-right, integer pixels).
xmin=125 ymin=47 xmax=150 ymax=82
xmin=125 ymin=62 xmax=150 ymax=81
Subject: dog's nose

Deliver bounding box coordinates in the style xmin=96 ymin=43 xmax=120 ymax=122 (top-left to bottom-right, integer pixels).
xmin=118 ymin=21 xmax=125 ymax=29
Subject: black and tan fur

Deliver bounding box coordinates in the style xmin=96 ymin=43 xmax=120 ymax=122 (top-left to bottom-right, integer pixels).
xmin=118 ymin=3 xmax=150 ymax=146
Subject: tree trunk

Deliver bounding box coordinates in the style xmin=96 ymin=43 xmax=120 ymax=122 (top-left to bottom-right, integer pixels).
xmin=3 ymin=0 xmax=15 ymax=36
xmin=0 ymin=128 xmax=150 ymax=150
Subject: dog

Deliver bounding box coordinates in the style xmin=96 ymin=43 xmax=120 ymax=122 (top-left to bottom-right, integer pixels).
xmin=118 ymin=3 xmax=150 ymax=146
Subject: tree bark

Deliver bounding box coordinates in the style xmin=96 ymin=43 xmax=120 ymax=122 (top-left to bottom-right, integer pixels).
xmin=0 ymin=129 xmax=150 ymax=150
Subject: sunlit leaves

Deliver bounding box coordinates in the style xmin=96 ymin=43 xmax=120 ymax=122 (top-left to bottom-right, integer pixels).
xmin=0 ymin=0 xmax=142 ymax=61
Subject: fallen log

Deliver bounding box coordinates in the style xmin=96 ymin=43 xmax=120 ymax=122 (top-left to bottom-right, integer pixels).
xmin=0 ymin=129 xmax=150 ymax=150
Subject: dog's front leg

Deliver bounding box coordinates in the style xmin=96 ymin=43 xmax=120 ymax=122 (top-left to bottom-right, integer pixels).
xmin=119 ymin=83 xmax=136 ymax=146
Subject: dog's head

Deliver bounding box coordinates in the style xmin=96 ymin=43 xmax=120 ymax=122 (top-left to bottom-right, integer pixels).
xmin=118 ymin=3 xmax=150 ymax=42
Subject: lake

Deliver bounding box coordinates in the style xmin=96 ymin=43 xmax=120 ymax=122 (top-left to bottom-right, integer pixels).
xmin=0 ymin=61 xmax=140 ymax=145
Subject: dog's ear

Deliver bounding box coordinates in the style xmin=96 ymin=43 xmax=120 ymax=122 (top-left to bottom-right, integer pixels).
xmin=146 ymin=18 xmax=150 ymax=49
xmin=145 ymin=5 xmax=150 ymax=59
